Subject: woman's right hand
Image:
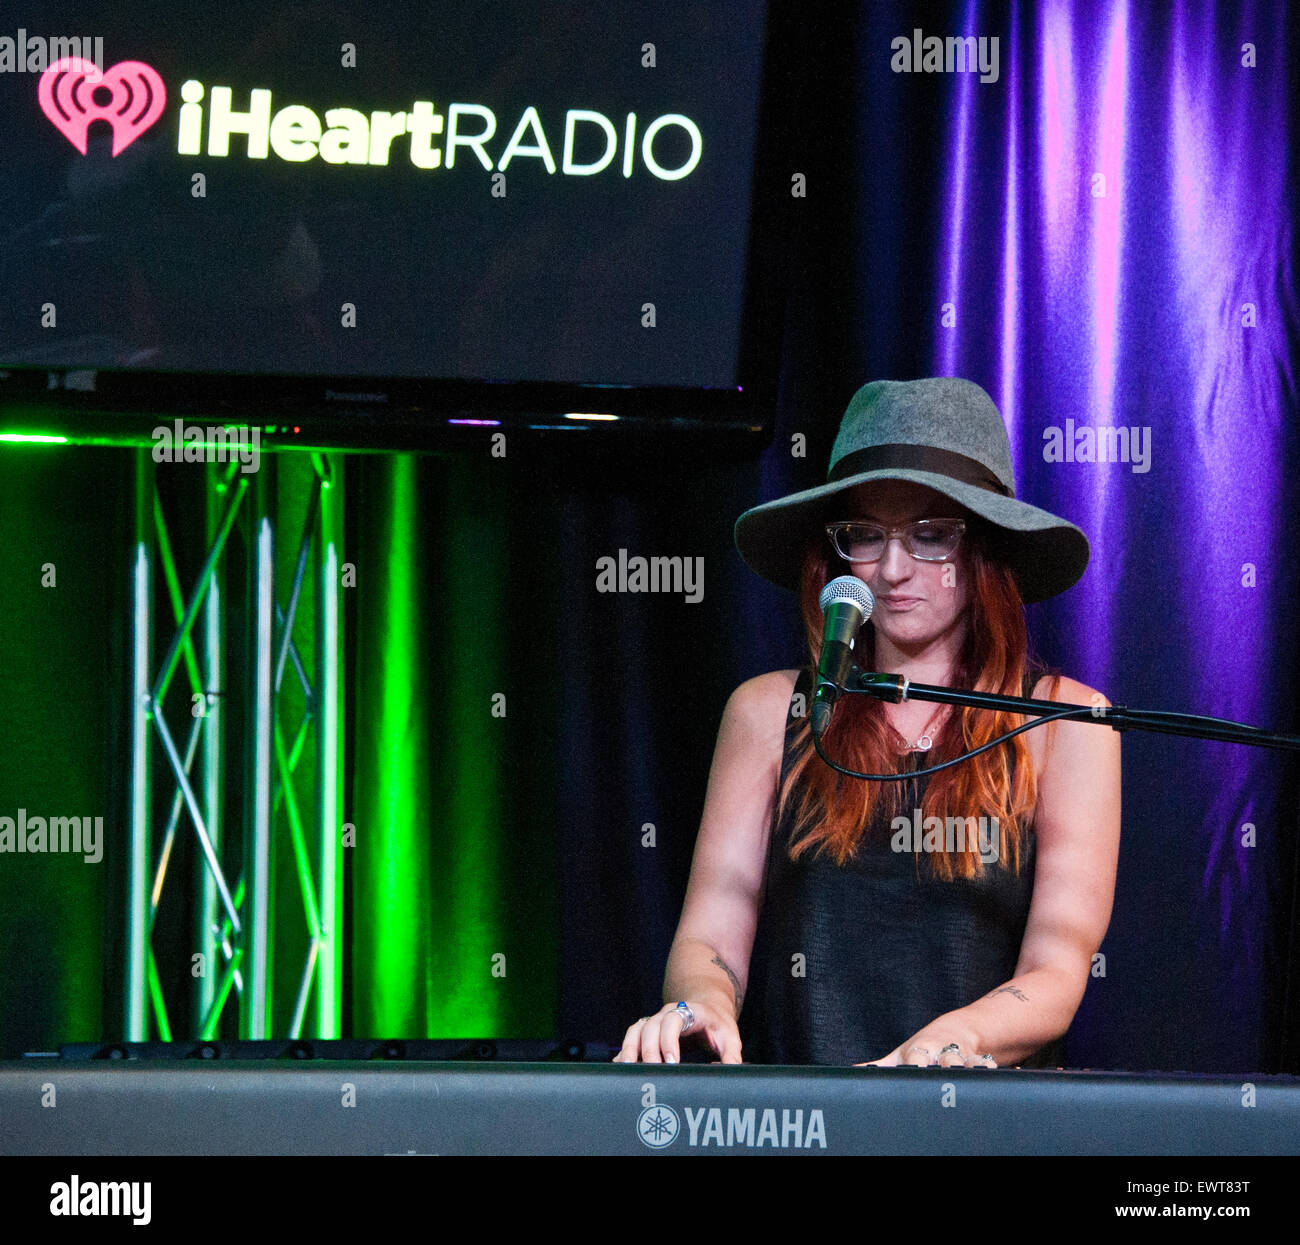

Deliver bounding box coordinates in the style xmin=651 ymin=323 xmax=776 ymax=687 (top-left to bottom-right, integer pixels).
xmin=612 ymin=674 xmax=793 ymax=1068
xmin=614 ymin=1000 xmax=743 ymax=1064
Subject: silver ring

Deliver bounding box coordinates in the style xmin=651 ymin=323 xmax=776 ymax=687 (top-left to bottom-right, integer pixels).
xmin=976 ymin=1053 xmax=995 ymax=1065
xmin=674 ymin=1001 xmax=696 ymax=1034
xmin=939 ymin=1043 xmax=962 ymax=1056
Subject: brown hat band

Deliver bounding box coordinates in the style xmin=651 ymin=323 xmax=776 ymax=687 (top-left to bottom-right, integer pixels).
xmin=828 ymin=443 xmax=1012 ymax=497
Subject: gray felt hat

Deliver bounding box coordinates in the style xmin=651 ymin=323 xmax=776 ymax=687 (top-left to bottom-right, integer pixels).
xmin=734 ymin=377 xmax=1089 ymax=604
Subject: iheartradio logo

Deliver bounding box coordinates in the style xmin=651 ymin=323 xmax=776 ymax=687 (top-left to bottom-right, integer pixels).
xmin=33 ymin=55 xmax=702 ymax=181
xmin=38 ymin=56 xmax=166 ymax=155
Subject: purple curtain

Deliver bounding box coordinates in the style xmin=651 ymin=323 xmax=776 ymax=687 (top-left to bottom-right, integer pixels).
xmin=735 ymin=0 xmax=1299 ymax=1070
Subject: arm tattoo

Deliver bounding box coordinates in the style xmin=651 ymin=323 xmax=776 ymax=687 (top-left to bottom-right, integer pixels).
xmin=712 ymin=953 xmax=744 ymax=1014
xmin=985 ymin=985 xmax=1030 ymax=1003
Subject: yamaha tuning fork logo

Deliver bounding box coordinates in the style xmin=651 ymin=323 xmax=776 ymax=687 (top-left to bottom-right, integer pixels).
xmin=637 ymin=1101 xmax=681 ymax=1148
xmin=36 ymin=54 xmax=704 ymax=179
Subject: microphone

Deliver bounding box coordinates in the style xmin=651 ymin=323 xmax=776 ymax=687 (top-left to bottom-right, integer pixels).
xmin=810 ymin=575 xmax=875 ymax=739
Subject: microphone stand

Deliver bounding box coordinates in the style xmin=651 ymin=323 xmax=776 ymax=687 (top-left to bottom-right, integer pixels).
xmin=852 ymin=671 xmax=1300 ymax=752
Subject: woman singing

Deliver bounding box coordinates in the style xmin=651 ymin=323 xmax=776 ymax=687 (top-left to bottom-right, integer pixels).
xmin=616 ymin=377 xmax=1121 ymax=1067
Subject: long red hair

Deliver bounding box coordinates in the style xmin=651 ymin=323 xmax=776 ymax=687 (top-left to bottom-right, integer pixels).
xmin=778 ymin=519 xmax=1055 ymax=880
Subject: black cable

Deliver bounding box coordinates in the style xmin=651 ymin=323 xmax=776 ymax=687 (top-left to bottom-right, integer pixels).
xmin=810 ymin=703 xmax=1090 ymax=782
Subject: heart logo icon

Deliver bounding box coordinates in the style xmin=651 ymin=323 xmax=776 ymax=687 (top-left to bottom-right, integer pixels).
xmin=39 ymin=57 xmax=167 ymax=156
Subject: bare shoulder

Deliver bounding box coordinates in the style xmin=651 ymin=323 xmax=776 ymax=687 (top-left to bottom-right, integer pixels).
xmin=728 ymin=668 xmax=802 ymax=720
xmin=1031 ymin=673 xmax=1107 ymax=707
xmin=1026 ymin=672 xmax=1120 ymax=807
xmin=1014 ymin=670 xmax=1122 ymax=986
xmin=709 ymin=669 xmax=803 ymax=797
xmin=721 ymin=669 xmax=803 ymax=753
xmin=671 ymin=670 xmax=805 ymax=969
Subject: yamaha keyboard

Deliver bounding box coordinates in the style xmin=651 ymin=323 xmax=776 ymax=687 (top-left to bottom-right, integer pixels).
xmin=3 ymin=1059 xmax=1297 ymax=1154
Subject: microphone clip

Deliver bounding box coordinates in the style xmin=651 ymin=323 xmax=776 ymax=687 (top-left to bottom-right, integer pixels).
xmin=855 ymin=671 xmax=909 ymax=704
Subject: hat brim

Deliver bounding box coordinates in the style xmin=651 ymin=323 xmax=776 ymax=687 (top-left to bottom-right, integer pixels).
xmin=734 ymin=467 xmax=1089 ymax=605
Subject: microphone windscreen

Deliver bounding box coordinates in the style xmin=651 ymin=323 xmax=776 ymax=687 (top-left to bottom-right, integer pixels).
xmin=818 ymin=574 xmax=875 ymax=621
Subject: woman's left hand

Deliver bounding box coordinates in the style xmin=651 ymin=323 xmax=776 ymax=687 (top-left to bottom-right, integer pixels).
xmin=855 ymin=1020 xmax=997 ymax=1068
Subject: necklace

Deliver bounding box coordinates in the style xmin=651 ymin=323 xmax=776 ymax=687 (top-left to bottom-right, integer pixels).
xmin=894 ymin=703 xmax=949 ymax=753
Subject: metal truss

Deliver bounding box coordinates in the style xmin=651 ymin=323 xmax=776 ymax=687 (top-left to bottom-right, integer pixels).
xmin=125 ymin=449 xmax=344 ymax=1040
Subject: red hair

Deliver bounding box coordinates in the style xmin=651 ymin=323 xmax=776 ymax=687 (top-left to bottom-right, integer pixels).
xmin=778 ymin=520 xmax=1055 ymax=880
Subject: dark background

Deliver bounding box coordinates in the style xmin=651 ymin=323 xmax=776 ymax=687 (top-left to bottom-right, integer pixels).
xmin=0 ymin=0 xmax=1297 ymax=1074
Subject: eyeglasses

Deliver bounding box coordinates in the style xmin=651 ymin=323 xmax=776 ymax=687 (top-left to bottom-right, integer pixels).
xmin=825 ymin=518 xmax=965 ymax=563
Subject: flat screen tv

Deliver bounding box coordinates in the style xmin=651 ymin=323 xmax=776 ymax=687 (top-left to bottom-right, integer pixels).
xmin=0 ymin=1 xmax=792 ymax=450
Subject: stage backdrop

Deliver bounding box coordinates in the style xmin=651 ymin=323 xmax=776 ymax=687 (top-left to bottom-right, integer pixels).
xmin=1 ymin=0 xmax=1296 ymax=1072
xmin=347 ymin=0 xmax=1299 ymax=1072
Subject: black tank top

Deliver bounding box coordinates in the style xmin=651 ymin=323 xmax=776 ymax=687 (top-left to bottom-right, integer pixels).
xmin=739 ymin=667 xmax=1065 ymax=1067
